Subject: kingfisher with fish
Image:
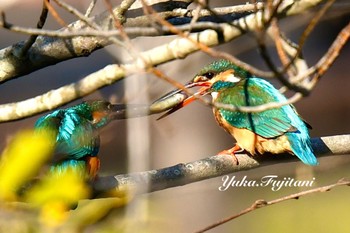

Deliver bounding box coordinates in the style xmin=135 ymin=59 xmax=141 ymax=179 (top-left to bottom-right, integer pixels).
xmin=153 ymin=59 xmax=318 ymax=166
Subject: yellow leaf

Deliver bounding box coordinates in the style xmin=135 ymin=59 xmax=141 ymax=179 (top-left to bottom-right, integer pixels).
xmin=25 ymin=170 xmax=90 ymax=207
xmin=25 ymin=170 xmax=91 ymax=226
xmin=0 ymin=130 xmax=55 ymax=201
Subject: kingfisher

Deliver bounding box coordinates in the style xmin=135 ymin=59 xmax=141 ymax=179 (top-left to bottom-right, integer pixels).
xmin=34 ymin=100 xmax=130 ymax=180
xmin=156 ymin=60 xmax=318 ymax=166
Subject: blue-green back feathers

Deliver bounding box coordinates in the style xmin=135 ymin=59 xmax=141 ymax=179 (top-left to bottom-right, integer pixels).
xmin=215 ymin=79 xmax=295 ymax=138
xmin=213 ymin=78 xmax=318 ymax=166
xmin=34 ymin=104 xmax=100 ymax=160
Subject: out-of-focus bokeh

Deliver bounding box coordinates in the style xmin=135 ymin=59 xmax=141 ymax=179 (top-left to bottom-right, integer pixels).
xmin=0 ymin=0 xmax=349 ymax=232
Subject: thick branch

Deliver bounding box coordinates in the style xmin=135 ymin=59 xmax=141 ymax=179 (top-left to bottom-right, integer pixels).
xmin=92 ymin=134 xmax=350 ymax=196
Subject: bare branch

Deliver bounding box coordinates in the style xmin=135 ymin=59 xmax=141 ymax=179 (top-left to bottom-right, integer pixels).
xmin=0 ymin=64 xmax=127 ymax=122
xmin=195 ymin=178 xmax=350 ymax=233
xmin=0 ymin=1 xmax=328 ymax=122
xmin=92 ymin=134 xmax=350 ymax=196
xmin=0 ymin=0 xmax=138 ymax=82
xmin=0 ymin=0 xmax=323 ymax=83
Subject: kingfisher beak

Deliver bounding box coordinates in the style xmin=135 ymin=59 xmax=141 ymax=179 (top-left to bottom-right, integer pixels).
xmin=156 ymin=81 xmax=211 ymax=120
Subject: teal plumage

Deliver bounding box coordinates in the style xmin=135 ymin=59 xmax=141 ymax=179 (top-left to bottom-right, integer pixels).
xmin=35 ymin=102 xmax=100 ymax=160
xmin=34 ymin=100 xmax=117 ymax=178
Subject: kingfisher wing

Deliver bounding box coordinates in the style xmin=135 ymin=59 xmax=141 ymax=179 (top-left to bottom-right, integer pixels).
xmin=34 ymin=110 xmax=62 ymax=138
xmin=56 ymin=109 xmax=100 ymax=159
xmin=219 ymin=108 xmax=296 ymax=138
xmin=216 ymin=78 xmax=298 ymax=139
xmin=212 ymin=77 xmax=317 ymax=165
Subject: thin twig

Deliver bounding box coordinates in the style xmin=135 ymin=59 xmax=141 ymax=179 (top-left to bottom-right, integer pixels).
xmin=104 ymin=0 xmax=139 ymax=59
xmin=53 ymin=0 xmax=101 ymax=29
xmin=296 ymin=0 xmax=335 ymax=62
xmin=18 ymin=0 xmax=50 ymax=57
xmin=309 ymin=21 xmax=350 ymax=88
xmin=214 ymin=92 xmax=303 ymax=113
xmin=290 ymin=21 xmax=350 ymax=88
xmin=53 ymin=0 xmax=125 ymax=47
xmin=85 ymin=0 xmax=97 ymax=17
xmin=195 ymin=178 xmax=350 ymax=233
xmin=263 ymin=0 xmax=284 ymax=27
xmin=271 ymin=20 xmax=294 ymax=77
xmin=183 ymin=0 xmax=203 ymax=36
xmin=280 ymin=0 xmax=336 ymax=79
xmin=255 ymin=0 xmax=311 ymax=95
xmin=257 ymin=32 xmax=309 ymax=95
xmin=45 ymin=0 xmax=67 ymax=27
xmin=0 ymin=21 xmax=239 ymax=39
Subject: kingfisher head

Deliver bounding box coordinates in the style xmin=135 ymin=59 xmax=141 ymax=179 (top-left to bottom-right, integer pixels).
xmin=191 ymin=60 xmax=252 ymax=92
xmin=154 ymin=60 xmax=253 ymax=119
xmin=184 ymin=60 xmax=253 ymax=101
xmin=75 ymin=100 xmax=126 ymax=128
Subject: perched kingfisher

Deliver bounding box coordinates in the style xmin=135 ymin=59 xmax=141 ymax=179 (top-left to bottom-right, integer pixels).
xmin=157 ymin=60 xmax=318 ymax=166
xmin=34 ymin=100 xmax=129 ymax=180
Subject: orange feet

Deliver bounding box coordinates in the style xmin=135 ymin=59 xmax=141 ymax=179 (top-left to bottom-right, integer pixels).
xmin=217 ymin=144 xmax=243 ymax=165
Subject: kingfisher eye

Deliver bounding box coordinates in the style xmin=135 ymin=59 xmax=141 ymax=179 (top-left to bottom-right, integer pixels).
xmin=202 ymin=72 xmax=215 ymax=79
xmin=193 ymin=71 xmax=216 ymax=82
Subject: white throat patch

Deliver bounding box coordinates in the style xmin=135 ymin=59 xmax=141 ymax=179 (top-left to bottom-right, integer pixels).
xmin=211 ymin=92 xmax=218 ymax=100
xmin=226 ymin=74 xmax=241 ymax=83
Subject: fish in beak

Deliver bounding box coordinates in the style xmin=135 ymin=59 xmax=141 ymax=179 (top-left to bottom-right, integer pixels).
xmin=154 ymin=81 xmax=212 ymax=120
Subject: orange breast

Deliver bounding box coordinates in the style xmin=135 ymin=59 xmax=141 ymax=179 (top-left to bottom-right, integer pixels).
xmin=213 ymin=109 xmax=292 ymax=155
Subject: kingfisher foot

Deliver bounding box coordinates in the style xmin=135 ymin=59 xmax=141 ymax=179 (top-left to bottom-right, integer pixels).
xmin=217 ymin=144 xmax=243 ymax=165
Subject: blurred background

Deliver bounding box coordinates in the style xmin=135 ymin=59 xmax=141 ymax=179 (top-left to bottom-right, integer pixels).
xmin=0 ymin=0 xmax=349 ymax=232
